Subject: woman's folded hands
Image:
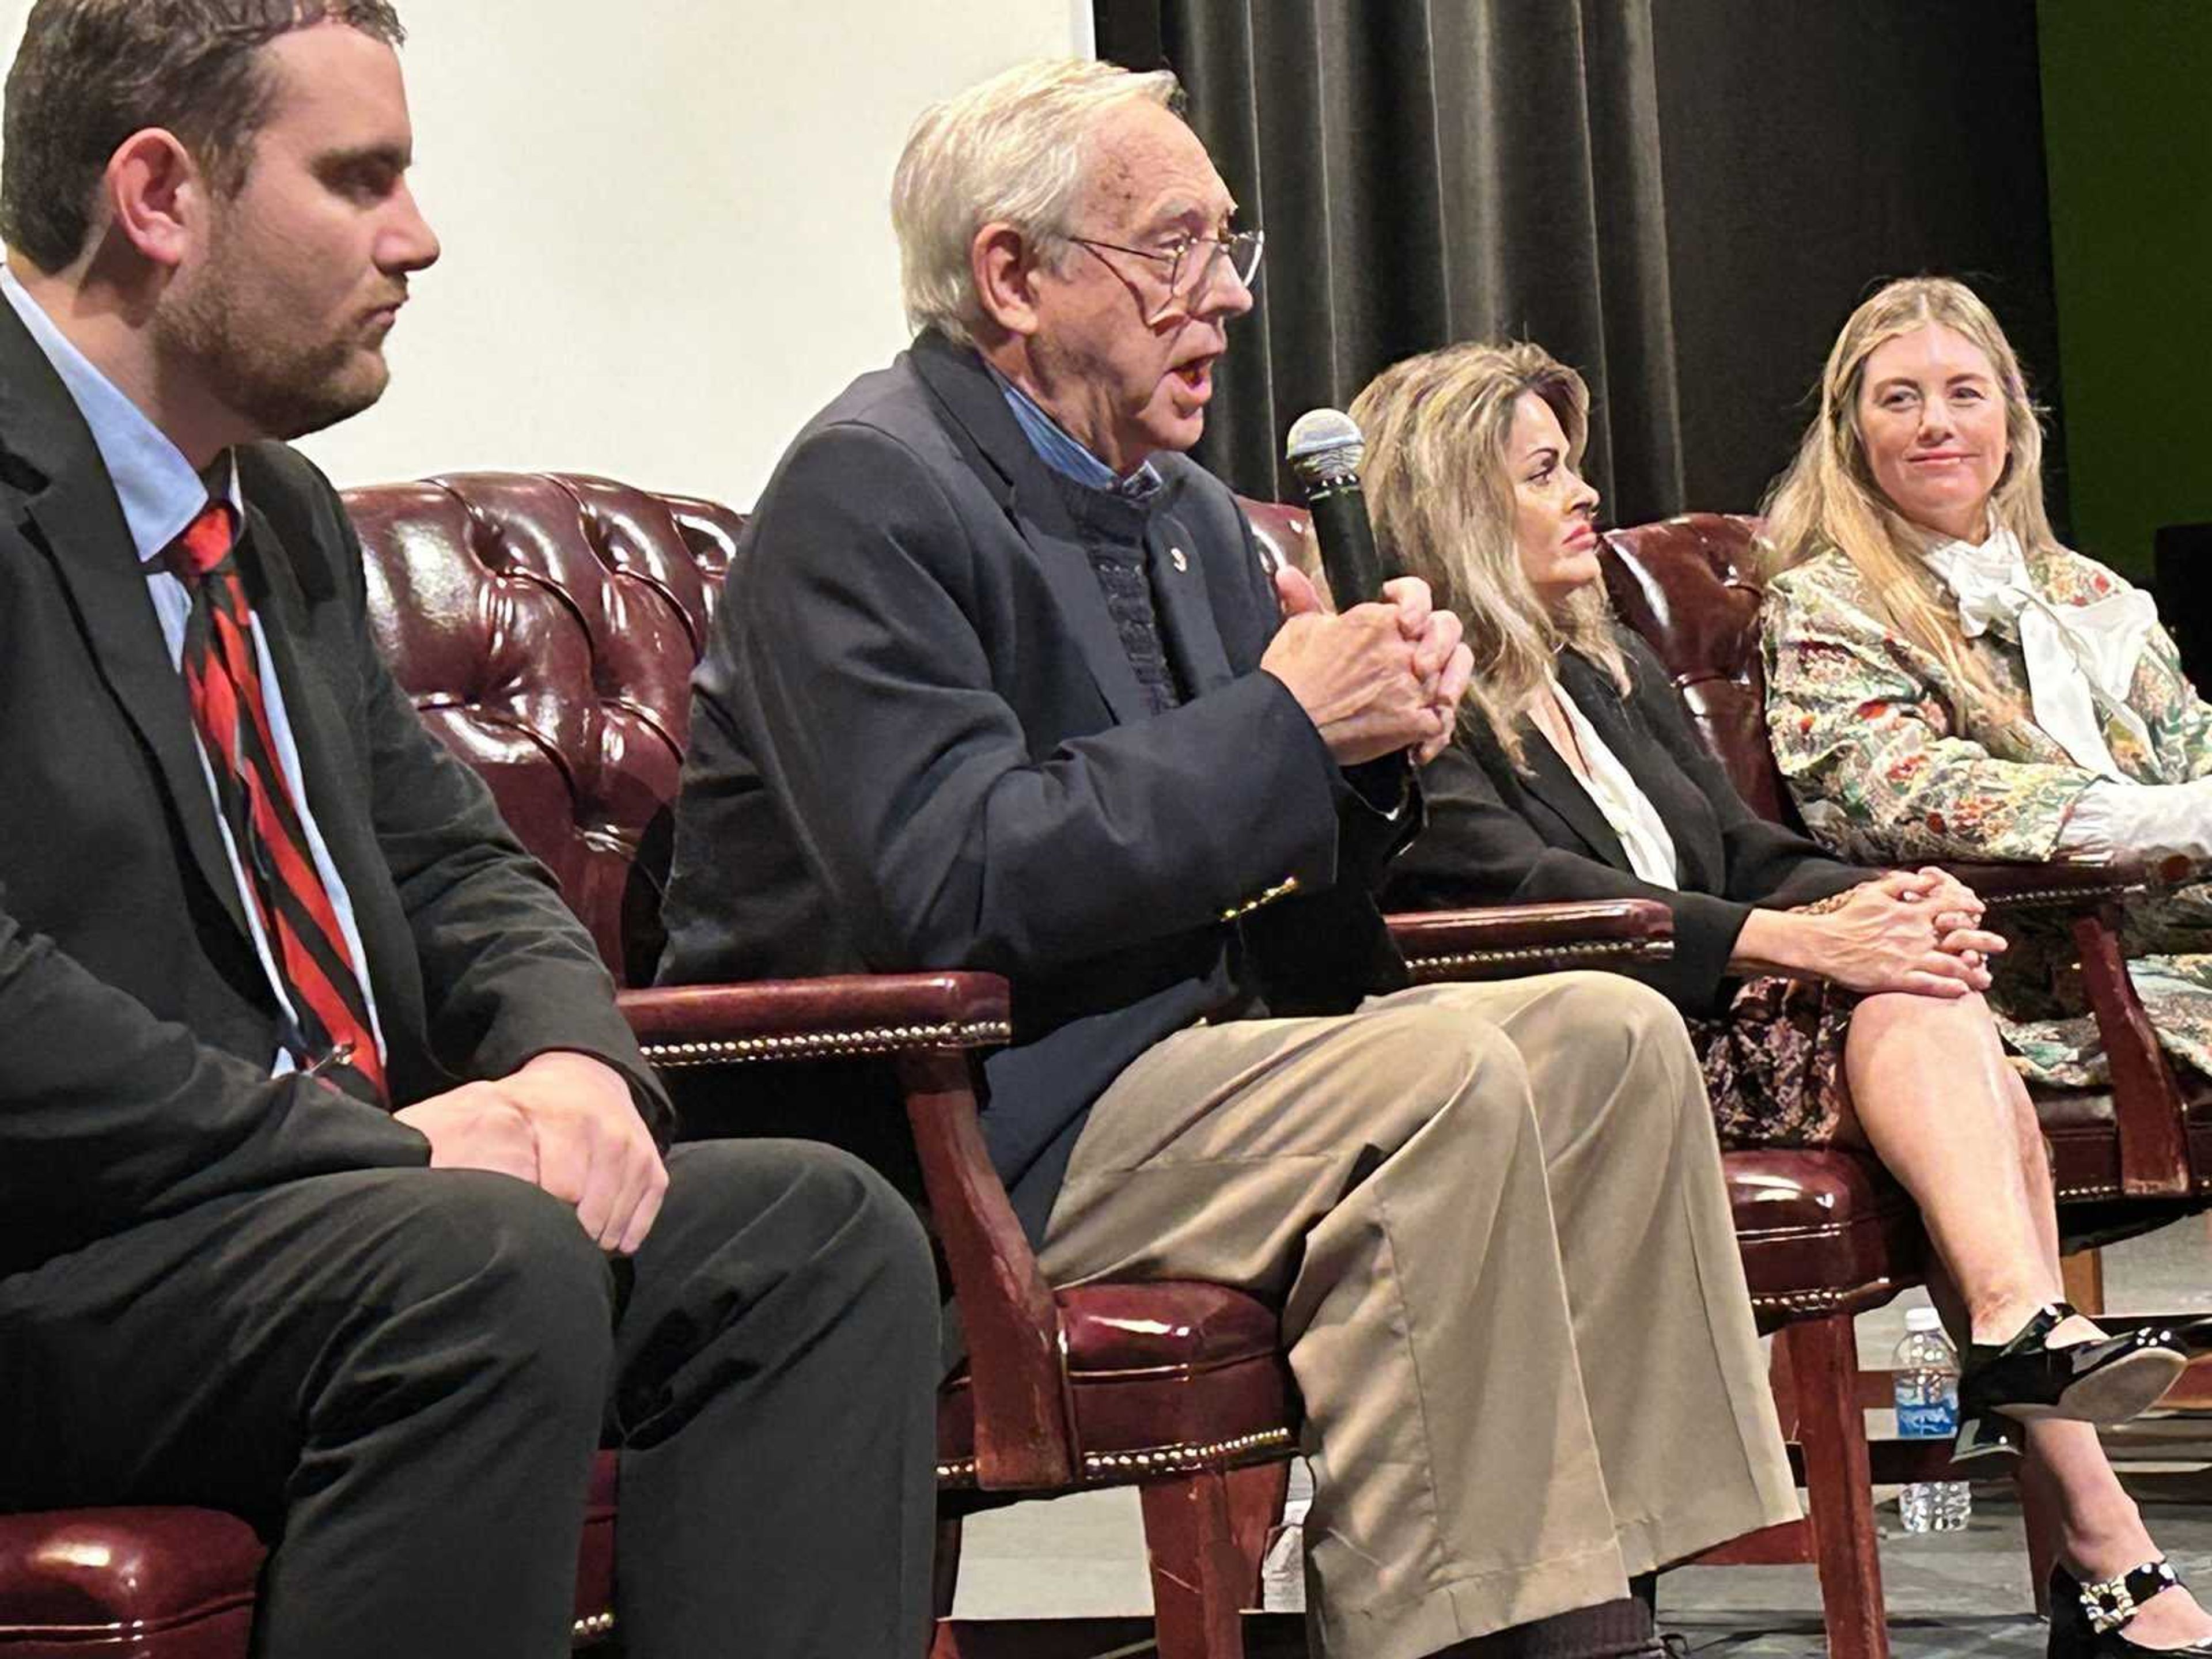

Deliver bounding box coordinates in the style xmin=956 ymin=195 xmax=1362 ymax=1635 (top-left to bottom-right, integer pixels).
xmin=1811 ymin=868 xmax=2009 ymax=998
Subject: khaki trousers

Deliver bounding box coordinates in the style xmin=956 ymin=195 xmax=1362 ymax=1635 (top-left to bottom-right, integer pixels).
xmin=1038 ymin=974 xmax=1797 ymax=1659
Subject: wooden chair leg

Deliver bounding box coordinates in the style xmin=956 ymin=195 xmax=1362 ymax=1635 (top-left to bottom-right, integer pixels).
xmin=1141 ymin=1469 xmax=1251 ymax=1659
xmin=929 ymin=1514 xmax=964 ymax=1657
xmin=2062 ymin=1247 xmax=2107 ymax=1316
xmin=1768 ymin=1326 xmax=1803 ymax=1438
xmin=1783 ymin=1312 xmax=1891 ymax=1659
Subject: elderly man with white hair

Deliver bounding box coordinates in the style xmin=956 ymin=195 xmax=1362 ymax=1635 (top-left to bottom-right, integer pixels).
xmin=660 ymin=58 xmax=1794 ymax=1659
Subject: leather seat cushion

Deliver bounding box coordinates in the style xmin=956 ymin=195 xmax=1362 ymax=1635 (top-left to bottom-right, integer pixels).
xmin=0 ymin=1453 xmax=619 ymax=1653
xmin=940 ymin=1282 xmax=1296 ymax=1478
xmin=2041 ymin=1072 xmax=2212 ymax=1205
xmin=0 ymin=1509 xmax=261 ymax=1652
xmin=1725 ymin=1148 xmax=1924 ymax=1327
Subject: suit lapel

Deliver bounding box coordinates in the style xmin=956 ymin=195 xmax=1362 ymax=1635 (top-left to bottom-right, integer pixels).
xmin=0 ymin=302 xmax=252 ymax=944
xmin=1516 ymin=717 xmax=1636 ymax=874
xmin=1559 ymin=651 xmax=1718 ymax=891
xmin=1149 ymin=501 xmax=1236 ymax=695
xmin=909 ymin=335 xmax=1155 ymax=725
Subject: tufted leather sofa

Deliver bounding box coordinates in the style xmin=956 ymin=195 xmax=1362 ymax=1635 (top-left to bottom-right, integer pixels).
xmin=0 ymin=476 xmax=1683 ymax=1659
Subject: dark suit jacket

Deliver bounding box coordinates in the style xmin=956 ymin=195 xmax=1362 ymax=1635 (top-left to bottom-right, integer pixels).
xmin=658 ymin=332 xmax=1409 ymax=1243
xmin=1386 ymin=630 xmax=1863 ymax=1017
xmin=0 ymin=297 xmax=668 ymax=1278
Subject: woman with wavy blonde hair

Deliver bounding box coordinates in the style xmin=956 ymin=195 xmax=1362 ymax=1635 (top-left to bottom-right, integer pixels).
xmin=1354 ymin=341 xmax=1629 ymax=763
xmin=1762 ymin=277 xmax=2058 ymax=722
xmin=1359 ymin=336 xmax=2212 ymax=1658
xmin=1760 ymin=275 xmax=2212 ymax=1114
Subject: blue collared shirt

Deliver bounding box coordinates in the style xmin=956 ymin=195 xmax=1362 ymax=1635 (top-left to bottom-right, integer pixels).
xmin=989 ymin=365 xmax=1164 ymax=501
xmin=2 ymin=264 xmax=387 ymax=1077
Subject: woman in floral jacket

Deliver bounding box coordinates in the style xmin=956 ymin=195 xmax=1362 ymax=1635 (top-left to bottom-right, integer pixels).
xmin=1761 ymin=276 xmax=2212 ymax=1093
xmin=1761 ymin=276 xmax=2212 ymax=1654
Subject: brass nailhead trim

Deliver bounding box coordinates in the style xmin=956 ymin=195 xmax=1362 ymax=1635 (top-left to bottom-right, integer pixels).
xmin=640 ymin=1018 xmax=1013 ymax=1069
xmin=2056 ymin=1180 xmax=2124 ymax=1201
xmin=573 ymin=1609 xmax=616 ymax=1640
xmin=1408 ymin=940 xmax=1670 ymax=974
xmin=1985 ymin=884 xmax=2143 ymax=908
xmin=1221 ymin=876 xmax=1301 ymax=923
xmin=1748 ymin=1276 xmax=1903 ymax=1315
xmin=935 ymin=1426 xmax=1296 ymax=1487
xmin=1082 ymin=1427 xmax=1294 ymax=1475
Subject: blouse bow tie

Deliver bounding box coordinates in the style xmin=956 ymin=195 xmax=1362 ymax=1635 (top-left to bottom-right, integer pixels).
xmin=1922 ymin=528 xmax=2158 ymax=781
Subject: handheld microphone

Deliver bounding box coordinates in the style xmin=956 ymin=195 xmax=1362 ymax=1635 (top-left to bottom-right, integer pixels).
xmin=1284 ymin=408 xmax=1397 ymax=607
xmin=1285 ymin=408 xmax=1416 ymax=784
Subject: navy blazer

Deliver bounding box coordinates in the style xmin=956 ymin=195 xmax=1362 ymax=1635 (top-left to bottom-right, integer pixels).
xmin=658 ymin=334 xmax=1410 ymax=1242
xmin=1387 ymin=631 xmax=1863 ymax=1016
xmin=0 ymin=297 xmax=667 ymax=1277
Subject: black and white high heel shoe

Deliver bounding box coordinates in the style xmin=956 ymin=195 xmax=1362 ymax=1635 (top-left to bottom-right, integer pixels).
xmin=2049 ymin=1559 xmax=2212 ymax=1658
xmin=1951 ymin=1303 xmax=2187 ymax=1462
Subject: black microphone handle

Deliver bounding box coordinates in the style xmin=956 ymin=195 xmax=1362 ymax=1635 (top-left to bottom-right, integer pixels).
xmin=1301 ymin=478 xmax=1397 ymax=605
xmin=1296 ymin=477 xmax=1416 ymax=786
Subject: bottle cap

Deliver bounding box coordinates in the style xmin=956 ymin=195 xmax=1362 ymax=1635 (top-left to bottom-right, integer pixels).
xmin=1904 ymin=1306 xmax=1945 ymax=1333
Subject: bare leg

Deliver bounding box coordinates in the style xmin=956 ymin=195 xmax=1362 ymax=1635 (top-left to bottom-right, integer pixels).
xmin=2022 ymin=1418 xmax=2212 ymax=1645
xmin=1839 ymin=991 xmax=2065 ymax=1343
xmin=1844 ymin=995 xmax=2212 ymax=1643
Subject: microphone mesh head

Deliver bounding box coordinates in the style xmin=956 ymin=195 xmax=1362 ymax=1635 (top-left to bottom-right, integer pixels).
xmin=1285 ymin=408 xmax=1364 ymax=482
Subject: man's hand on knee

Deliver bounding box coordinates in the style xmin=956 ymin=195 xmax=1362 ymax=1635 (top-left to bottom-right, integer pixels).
xmin=395 ymin=1052 xmax=668 ymax=1253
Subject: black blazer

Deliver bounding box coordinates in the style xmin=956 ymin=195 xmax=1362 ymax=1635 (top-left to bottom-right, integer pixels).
xmin=1387 ymin=631 xmax=1862 ymax=1016
xmin=658 ymin=333 xmax=1410 ymax=1243
xmin=0 ymin=298 xmax=667 ymax=1277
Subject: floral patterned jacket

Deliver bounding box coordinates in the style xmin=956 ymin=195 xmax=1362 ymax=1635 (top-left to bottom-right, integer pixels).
xmin=1760 ymin=543 xmax=2212 ymax=865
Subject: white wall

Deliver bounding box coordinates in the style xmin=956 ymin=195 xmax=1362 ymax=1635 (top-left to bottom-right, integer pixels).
xmin=0 ymin=1 xmax=1092 ymax=507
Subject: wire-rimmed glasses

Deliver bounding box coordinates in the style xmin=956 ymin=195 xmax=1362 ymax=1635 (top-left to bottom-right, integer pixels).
xmin=1065 ymin=228 xmax=1266 ymax=322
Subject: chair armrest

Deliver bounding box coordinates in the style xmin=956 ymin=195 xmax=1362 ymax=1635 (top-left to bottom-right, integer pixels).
xmin=1936 ymin=859 xmax=2158 ymax=912
xmin=619 ymin=972 xmax=1078 ymax=1488
xmin=616 ymin=972 xmax=1011 ymax=1067
xmin=1388 ymin=899 xmax=1675 ymax=982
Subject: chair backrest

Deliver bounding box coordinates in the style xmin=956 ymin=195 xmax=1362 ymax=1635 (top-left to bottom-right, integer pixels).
xmin=343 ymin=472 xmax=745 ymax=987
xmin=343 ymin=472 xmax=1296 ymax=987
xmin=1597 ymin=513 xmax=1800 ymax=828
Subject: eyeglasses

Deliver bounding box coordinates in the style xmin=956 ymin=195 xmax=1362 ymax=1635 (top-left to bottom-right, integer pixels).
xmin=1065 ymin=228 xmax=1266 ymax=322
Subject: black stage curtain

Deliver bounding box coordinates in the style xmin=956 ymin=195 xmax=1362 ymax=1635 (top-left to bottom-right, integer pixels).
xmin=1096 ymin=0 xmax=2067 ymax=532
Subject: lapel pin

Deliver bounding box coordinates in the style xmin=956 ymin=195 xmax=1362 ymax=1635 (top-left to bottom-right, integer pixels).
xmin=1170 ymin=547 xmax=1188 ymax=573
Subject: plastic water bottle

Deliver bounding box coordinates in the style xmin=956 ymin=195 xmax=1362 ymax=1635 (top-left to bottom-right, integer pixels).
xmin=1893 ymin=1306 xmax=1971 ymax=1532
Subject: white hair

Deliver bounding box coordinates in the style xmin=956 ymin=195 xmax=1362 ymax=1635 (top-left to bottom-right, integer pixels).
xmin=891 ymin=57 xmax=1182 ymax=347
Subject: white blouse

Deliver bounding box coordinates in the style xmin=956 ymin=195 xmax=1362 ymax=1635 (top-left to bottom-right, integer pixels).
xmin=1917 ymin=530 xmax=2212 ymax=863
xmin=1921 ymin=528 xmax=2157 ymax=782
xmin=1540 ymin=680 xmax=1681 ymax=891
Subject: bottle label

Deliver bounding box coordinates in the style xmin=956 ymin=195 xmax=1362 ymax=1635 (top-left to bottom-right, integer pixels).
xmin=1896 ymin=1398 xmax=1957 ymax=1438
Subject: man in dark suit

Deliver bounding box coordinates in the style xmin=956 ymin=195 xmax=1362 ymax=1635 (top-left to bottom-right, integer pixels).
xmin=661 ymin=57 xmax=1796 ymax=1659
xmin=0 ymin=4 xmax=935 ymax=1655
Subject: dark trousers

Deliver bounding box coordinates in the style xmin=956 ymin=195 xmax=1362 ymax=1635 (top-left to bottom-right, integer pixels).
xmin=0 ymin=1139 xmax=938 ymax=1658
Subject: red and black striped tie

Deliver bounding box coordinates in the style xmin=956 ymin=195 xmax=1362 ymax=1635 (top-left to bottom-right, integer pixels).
xmin=172 ymin=500 xmax=387 ymax=1102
